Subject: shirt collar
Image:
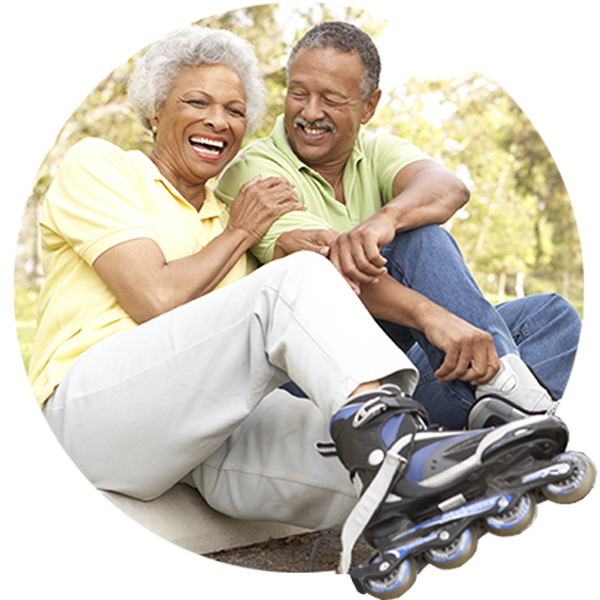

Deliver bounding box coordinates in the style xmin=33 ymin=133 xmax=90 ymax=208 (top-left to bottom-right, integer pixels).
xmin=128 ymin=149 xmax=224 ymax=220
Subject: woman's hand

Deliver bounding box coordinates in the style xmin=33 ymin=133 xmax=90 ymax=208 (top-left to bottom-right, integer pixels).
xmin=272 ymin=228 xmax=339 ymax=260
xmin=227 ymin=176 xmax=306 ymax=246
xmin=93 ymin=176 xmax=305 ymax=323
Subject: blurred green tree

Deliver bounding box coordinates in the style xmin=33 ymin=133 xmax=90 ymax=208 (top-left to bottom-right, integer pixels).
xmin=371 ymin=73 xmax=581 ymax=302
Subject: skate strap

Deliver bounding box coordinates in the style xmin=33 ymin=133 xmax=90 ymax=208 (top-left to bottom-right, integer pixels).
xmin=338 ymin=441 xmax=408 ymax=575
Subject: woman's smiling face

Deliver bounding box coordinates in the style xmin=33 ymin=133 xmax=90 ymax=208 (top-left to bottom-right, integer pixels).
xmin=149 ymin=64 xmax=247 ymax=204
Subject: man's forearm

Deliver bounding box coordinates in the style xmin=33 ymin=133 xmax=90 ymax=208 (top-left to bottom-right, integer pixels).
xmin=386 ymin=162 xmax=470 ymax=233
xmin=359 ymin=273 xmax=500 ymax=384
xmin=359 ymin=273 xmax=442 ymax=330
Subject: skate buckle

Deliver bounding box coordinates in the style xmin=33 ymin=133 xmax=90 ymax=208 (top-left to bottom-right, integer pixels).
xmin=353 ymin=398 xmax=387 ymax=428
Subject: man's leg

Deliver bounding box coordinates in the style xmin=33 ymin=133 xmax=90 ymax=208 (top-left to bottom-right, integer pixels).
xmin=495 ymin=293 xmax=581 ymax=398
xmin=378 ymin=226 xmax=580 ymax=428
xmin=376 ymin=225 xmax=514 ymax=425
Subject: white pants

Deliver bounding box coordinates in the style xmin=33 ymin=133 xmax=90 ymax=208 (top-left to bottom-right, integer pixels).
xmin=43 ymin=253 xmax=417 ymax=530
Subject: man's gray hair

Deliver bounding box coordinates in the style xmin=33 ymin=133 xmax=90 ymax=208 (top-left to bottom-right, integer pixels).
xmin=286 ymin=21 xmax=381 ymax=99
xmin=128 ymin=25 xmax=267 ymax=136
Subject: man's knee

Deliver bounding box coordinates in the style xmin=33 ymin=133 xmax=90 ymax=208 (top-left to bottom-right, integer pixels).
xmin=382 ymin=224 xmax=458 ymax=258
xmin=543 ymin=293 xmax=582 ymax=335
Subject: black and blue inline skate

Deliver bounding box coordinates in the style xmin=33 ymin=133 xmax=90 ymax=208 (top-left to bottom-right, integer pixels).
xmin=329 ymin=384 xmax=596 ymax=599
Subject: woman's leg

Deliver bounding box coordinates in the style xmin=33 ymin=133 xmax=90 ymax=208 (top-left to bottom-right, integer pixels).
xmin=187 ymin=388 xmax=358 ymax=530
xmin=43 ymin=252 xmax=416 ymax=504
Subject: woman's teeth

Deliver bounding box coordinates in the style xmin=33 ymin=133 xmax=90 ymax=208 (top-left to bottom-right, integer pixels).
xmin=190 ymin=136 xmax=226 ymax=155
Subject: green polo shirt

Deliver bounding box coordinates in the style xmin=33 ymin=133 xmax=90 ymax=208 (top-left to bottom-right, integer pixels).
xmin=215 ymin=114 xmax=430 ymax=263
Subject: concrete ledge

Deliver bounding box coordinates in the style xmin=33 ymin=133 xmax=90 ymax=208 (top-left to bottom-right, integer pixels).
xmin=101 ymin=483 xmax=312 ymax=555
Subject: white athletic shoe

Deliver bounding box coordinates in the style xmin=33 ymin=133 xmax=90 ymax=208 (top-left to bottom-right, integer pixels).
xmin=468 ymin=354 xmax=558 ymax=429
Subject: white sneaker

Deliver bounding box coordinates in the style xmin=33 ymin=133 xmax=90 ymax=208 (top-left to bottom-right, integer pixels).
xmin=468 ymin=354 xmax=558 ymax=429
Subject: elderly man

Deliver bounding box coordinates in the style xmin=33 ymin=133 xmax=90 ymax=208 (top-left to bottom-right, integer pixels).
xmin=215 ymin=21 xmax=580 ymax=429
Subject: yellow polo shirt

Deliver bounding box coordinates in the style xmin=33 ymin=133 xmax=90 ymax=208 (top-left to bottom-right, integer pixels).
xmin=29 ymin=137 xmax=256 ymax=406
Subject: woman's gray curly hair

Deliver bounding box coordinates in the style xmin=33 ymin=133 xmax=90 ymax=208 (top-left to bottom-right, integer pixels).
xmin=128 ymin=25 xmax=267 ymax=136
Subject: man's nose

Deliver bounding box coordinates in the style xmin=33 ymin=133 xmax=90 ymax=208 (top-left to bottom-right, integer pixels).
xmin=300 ymin=95 xmax=326 ymax=122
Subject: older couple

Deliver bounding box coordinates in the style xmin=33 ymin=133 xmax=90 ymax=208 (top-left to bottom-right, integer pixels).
xmin=29 ymin=23 xmax=579 ymax=541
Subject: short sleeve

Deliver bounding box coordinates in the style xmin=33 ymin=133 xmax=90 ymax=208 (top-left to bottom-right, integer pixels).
xmin=42 ymin=138 xmax=156 ymax=265
xmin=369 ymin=133 xmax=432 ymax=202
xmin=216 ymin=152 xmax=334 ymax=263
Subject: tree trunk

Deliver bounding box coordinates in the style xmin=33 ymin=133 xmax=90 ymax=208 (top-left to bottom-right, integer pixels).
xmin=516 ymin=271 xmax=525 ymax=298
xmin=497 ymin=271 xmax=507 ymax=304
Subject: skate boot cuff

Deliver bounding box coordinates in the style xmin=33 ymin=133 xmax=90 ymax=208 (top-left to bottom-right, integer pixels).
xmin=469 ymin=356 xmax=559 ymax=429
xmin=335 ymin=384 xmax=430 ymax=428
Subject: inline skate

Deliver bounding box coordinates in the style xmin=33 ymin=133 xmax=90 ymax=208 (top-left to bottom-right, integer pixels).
xmin=329 ymin=383 xmax=596 ymax=599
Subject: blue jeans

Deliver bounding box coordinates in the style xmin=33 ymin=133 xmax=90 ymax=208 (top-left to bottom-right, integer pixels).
xmin=377 ymin=225 xmax=581 ymax=428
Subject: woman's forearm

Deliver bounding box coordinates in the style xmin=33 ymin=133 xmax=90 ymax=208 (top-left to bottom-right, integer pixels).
xmin=93 ymin=227 xmax=255 ymax=323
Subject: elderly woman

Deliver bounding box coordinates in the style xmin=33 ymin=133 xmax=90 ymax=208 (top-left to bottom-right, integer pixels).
xmin=28 ymin=25 xmax=418 ymax=530
xmin=28 ymin=29 xmax=596 ymax=591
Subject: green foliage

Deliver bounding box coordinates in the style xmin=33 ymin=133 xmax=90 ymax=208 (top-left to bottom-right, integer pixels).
xmin=16 ymin=323 xmax=36 ymax=372
xmin=371 ymin=72 xmax=582 ymax=302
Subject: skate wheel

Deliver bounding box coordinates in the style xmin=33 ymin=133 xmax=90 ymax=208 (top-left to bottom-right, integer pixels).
xmin=425 ymin=527 xmax=477 ymax=570
xmin=362 ymin=557 xmax=417 ymax=600
xmin=484 ymin=492 xmax=537 ymax=537
xmin=542 ymin=451 xmax=597 ymax=504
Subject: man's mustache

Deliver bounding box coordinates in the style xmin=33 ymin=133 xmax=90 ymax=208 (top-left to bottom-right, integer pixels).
xmin=293 ymin=116 xmax=338 ymax=134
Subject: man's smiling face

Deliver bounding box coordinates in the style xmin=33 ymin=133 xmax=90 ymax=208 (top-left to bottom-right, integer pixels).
xmin=284 ymin=47 xmax=380 ymax=173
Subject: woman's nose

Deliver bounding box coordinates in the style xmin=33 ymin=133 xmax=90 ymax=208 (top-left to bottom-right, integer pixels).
xmin=204 ymin=105 xmax=228 ymax=131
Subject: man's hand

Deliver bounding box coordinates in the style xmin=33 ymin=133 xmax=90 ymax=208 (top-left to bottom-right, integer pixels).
xmin=329 ymin=212 xmax=396 ymax=288
xmin=422 ymin=309 xmax=501 ymax=385
xmin=273 ymin=228 xmax=339 ymax=260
